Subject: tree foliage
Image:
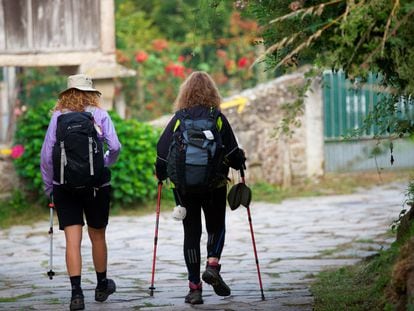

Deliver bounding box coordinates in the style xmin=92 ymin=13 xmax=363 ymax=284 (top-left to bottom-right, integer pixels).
xmin=243 ymin=0 xmax=414 ymax=138
xmin=115 ymin=0 xmax=264 ymax=120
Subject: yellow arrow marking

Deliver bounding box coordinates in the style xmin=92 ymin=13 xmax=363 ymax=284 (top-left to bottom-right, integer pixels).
xmin=0 ymin=148 xmax=11 ymax=156
xmin=221 ymin=97 xmax=248 ymax=113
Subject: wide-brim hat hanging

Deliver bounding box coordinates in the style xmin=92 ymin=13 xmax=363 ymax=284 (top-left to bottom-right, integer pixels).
xmin=227 ymin=182 xmax=252 ymax=210
xmin=59 ymin=74 xmax=101 ymax=96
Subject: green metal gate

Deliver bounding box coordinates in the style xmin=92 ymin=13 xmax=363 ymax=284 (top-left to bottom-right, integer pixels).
xmin=323 ymin=71 xmax=383 ymax=139
xmin=322 ymin=70 xmax=414 ymax=172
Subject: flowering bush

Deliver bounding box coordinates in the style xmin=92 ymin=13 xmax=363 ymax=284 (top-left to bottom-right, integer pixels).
xmin=135 ymin=51 xmax=149 ymax=63
xmin=116 ymin=7 xmax=264 ymax=121
xmin=10 ymin=145 xmax=25 ymax=159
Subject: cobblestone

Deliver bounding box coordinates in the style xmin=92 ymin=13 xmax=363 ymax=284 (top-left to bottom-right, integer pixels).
xmin=0 ymin=182 xmax=406 ymax=310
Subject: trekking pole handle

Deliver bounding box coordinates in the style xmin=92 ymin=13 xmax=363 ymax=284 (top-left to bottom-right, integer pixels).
xmin=48 ymin=202 xmax=54 ymax=234
xmin=240 ymin=167 xmax=245 ymax=183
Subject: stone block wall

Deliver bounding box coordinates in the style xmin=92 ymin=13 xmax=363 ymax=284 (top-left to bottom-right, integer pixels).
xmin=222 ymin=72 xmax=324 ymax=186
xmin=0 ymin=154 xmax=19 ymax=198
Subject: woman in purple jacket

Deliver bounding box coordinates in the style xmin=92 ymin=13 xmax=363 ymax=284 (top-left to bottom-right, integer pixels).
xmin=40 ymin=74 xmax=121 ymax=311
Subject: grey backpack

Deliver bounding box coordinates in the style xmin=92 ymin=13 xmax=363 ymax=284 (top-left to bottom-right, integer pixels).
xmin=166 ymin=108 xmax=224 ymax=192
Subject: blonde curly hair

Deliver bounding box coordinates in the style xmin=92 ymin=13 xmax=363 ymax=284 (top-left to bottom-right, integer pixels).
xmin=54 ymin=89 xmax=101 ymax=112
xmin=174 ymin=71 xmax=221 ymax=111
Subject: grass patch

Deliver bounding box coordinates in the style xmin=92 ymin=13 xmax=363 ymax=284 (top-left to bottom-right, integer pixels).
xmin=0 ymin=190 xmax=48 ymax=229
xmin=311 ymin=229 xmax=409 ymax=310
xmin=250 ymin=169 xmax=414 ymax=204
xmin=47 ymin=298 xmax=60 ymax=305
xmin=0 ymin=293 xmax=33 ymax=302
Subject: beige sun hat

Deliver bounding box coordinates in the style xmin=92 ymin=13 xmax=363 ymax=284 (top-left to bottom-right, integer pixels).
xmin=59 ymin=74 xmax=101 ymax=96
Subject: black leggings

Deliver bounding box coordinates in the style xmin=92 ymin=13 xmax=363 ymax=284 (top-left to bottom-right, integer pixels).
xmin=177 ymin=186 xmax=227 ymax=284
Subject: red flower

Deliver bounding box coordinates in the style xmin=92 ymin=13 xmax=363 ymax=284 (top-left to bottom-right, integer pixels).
xmin=116 ymin=49 xmax=130 ymax=64
xmin=165 ymin=62 xmax=175 ymax=74
xmin=11 ymin=144 xmax=24 ymax=159
xmin=237 ymin=57 xmax=249 ymax=68
xmin=172 ymin=64 xmax=185 ymax=78
xmin=135 ymin=51 xmax=148 ymax=63
xmin=225 ymin=59 xmax=236 ymax=71
xmin=165 ymin=63 xmax=186 ymax=78
xmin=152 ymin=39 xmax=168 ymax=52
xmin=177 ymin=55 xmax=185 ymax=62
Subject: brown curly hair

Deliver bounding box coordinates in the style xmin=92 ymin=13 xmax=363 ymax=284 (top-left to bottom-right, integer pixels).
xmin=174 ymin=71 xmax=221 ymax=111
xmin=54 ymin=89 xmax=101 ymax=112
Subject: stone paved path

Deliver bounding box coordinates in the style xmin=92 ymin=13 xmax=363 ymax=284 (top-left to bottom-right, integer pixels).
xmin=0 ymin=182 xmax=407 ymax=310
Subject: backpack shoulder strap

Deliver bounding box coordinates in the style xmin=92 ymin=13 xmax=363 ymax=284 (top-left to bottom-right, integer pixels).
xmin=85 ymin=106 xmax=96 ymax=115
xmin=173 ymin=109 xmax=190 ymax=132
xmin=208 ymin=108 xmax=222 ymax=131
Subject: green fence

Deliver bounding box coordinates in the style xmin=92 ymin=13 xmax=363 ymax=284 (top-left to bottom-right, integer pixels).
xmin=323 ymin=71 xmax=383 ymax=139
xmin=322 ymin=71 xmax=414 ymax=172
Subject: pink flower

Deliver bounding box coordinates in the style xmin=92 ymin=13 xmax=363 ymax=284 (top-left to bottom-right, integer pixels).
xmin=14 ymin=107 xmax=22 ymax=116
xmin=135 ymin=51 xmax=149 ymax=63
xmin=216 ymin=49 xmax=227 ymax=59
xmin=11 ymin=144 xmax=24 ymax=159
xmin=289 ymin=1 xmax=303 ymax=11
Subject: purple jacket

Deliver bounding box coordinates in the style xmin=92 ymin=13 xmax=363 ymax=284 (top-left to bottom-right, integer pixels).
xmin=40 ymin=107 xmax=121 ymax=196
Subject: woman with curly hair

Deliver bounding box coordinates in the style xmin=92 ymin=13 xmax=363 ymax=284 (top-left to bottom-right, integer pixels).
xmin=40 ymin=74 xmax=121 ymax=310
xmin=155 ymin=71 xmax=246 ymax=305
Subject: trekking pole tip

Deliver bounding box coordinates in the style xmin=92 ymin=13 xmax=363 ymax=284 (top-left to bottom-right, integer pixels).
xmin=47 ymin=270 xmax=55 ymax=280
xmin=149 ymin=286 xmax=155 ymax=296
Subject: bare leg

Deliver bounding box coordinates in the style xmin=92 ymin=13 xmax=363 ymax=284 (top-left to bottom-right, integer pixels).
xmin=64 ymin=225 xmax=83 ymax=276
xmin=88 ymin=226 xmax=107 ymax=273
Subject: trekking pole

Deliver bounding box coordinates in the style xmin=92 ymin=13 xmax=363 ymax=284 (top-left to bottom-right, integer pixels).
xmin=47 ymin=200 xmax=55 ymax=280
xmin=241 ymin=168 xmax=265 ymax=301
xmin=149 ymin=181 xmax=163 ymax=296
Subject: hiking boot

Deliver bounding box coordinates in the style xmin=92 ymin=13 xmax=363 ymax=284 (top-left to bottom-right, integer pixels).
xmin=184 ymin=282 xmax=203 ymax=304
xmin=69 ymin=293 xmax=84 ymax=311
xmin=202 ymin=263 xmax=231 ymax=296
xmin=95 ymin=278 xmax=116 ymax=302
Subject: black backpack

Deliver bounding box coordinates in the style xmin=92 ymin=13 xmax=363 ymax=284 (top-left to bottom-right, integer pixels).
xmin=52 ymin=111 xmax=106 ymax=189
xmin=166 ymin=108 xmax=225 ymax=192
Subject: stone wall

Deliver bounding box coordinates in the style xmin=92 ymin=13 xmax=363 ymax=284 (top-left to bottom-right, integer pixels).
xmin=0 ymin=151 xmax=19 ymax=198
xmin=223 ymin=72 xmax=323 ymax=185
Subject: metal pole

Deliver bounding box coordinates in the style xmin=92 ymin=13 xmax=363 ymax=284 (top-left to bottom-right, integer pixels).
xmin=47 ymin=201 xmax=55 ymax=280
xmin=149 ymin=181 xmax=162 ymax=296
xmin=241 ymin=169 xmax=265 ymax=300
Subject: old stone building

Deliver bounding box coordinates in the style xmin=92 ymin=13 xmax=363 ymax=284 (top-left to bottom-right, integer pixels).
xmin=0 ymin=0 xmax=133 ymax=195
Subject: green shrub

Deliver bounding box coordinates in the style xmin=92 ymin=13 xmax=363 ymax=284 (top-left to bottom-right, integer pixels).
xmin=13 ymin=102 xmax=160 ymax=206
xmin=14 ymin=100 xmax=55 ymax=199
xmin=109 ymin=112 xmax=160 ymax=205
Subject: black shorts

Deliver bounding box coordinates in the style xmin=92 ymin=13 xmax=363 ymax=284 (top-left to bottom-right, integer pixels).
xmin=53 ymin=185 xmax=112 ymax=230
